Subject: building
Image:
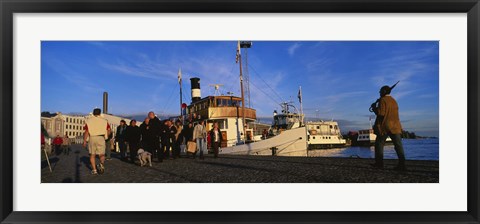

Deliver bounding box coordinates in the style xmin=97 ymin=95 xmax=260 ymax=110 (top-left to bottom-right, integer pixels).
xmin=41 ymin=113 xmax=86 ymax=142
xmin=41 ymin=112 xmax=138 ymax=145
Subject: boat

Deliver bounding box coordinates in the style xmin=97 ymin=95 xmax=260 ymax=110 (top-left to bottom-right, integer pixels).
xmin=220 ymin=101 xmax=308 ymax=156
xmin=356 ymin=129 xmax=392 ymax=146
xmin=183 ymin=80 xmax=308 ymax=156
xmin=182 ymin=41 xmax=344 ymax=156
xmin=306 ymin=120 xmax=346 ymax=149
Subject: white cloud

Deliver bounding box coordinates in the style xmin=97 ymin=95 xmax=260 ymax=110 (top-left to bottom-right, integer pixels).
xmin=287 ymin=43 xmax=301 ymax=56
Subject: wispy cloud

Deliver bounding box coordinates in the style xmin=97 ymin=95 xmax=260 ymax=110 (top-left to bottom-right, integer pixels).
xmin=288 ymin=43 xmax=301 ymax=56
xmin=324 ymin=91 xmax=368 ymax=103
xmin=43 ymin=58 xmax=104 ymax=93
xmin=417 ymin=93 xmax=437 ymax=99
xmin=306 ymin=58 xmax=334 ymax=72
xmin=99 ymin=54 xmax=175 ymax=80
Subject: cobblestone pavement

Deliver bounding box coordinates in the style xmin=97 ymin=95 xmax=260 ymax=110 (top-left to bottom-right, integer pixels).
xmin=41 ymin=144 xmax=439 ymax=183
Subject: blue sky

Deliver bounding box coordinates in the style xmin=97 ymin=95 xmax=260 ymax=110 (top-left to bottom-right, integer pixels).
xmin=41 ymin=41 xmax=439 ymax=137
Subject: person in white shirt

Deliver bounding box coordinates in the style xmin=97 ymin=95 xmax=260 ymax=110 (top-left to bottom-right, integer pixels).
xmin=192 ymin=120 xmax=207 ymax=159
xmin=83 ymin=108 xmax=111 ymax=175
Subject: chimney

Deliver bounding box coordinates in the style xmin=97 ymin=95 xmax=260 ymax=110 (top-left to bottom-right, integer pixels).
xmin=190 ymin=77 xmax=201 ymax=103
xmin=103 ymin=92 xmax=108 ymax=114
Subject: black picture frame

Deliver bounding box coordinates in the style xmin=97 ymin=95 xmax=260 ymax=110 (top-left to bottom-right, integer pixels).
xmin=1 ymin=0 xmax=479 ymax=223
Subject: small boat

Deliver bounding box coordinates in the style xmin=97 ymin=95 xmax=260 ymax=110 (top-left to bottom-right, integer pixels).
xmin=306 ymin=120 xmax=347 ymax=149
xmin=356 ymin=129 xmax=392 ymax=146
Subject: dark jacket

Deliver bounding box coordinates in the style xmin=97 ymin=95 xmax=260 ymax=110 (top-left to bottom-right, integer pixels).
xmin=210 ymin=129 xmax=222 ymax=143
xmin=149 ymin=116 xmax=162 ymax=137
xmin=161 ymin=125 xmax=177 ymax=142
xmin=125 ymin=125 xmax=141 ymax=143
xmin=140 ymin=123 xmax=156 ymax=144
xmin=116 ymin=125 xmax=127 ymax=141
xmin=182 ymin=125 xmax=194 ymax=142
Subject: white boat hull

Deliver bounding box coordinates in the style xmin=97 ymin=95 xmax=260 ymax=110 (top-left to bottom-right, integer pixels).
xmin=219 ymin=127 xmax=308 ymax=156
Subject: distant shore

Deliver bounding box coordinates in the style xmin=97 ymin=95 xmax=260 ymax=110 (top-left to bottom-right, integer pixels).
xmin=41 ymin=145 xmax=438 ymax=183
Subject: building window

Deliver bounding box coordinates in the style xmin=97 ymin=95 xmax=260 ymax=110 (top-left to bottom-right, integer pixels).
xmin=217 ymin=119 xmax=228 ymax=129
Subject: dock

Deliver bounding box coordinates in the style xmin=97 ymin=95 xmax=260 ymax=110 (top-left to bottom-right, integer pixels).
xmin=41 ymin=144 xmax=438 ymax=183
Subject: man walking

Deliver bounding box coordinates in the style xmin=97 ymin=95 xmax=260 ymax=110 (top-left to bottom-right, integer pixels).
xmin=83 ymin=108 xmax=111 ymax=175
xmin=372 ymin=85 xmax=406 ymax=171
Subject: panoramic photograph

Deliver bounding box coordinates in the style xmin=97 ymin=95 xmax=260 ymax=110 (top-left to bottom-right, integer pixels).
xmin=40 ymin=41 xmax=439 ymax=183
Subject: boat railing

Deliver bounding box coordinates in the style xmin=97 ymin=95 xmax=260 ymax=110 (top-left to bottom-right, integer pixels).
xmin=230 ymin=137 xmax=304 ymax=155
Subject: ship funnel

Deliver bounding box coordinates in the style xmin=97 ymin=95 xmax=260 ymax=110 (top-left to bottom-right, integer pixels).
xmin=190 ymin=77 xmax=201 ymax=103
xmin=103 ymin=92 xmax=108 ymax=114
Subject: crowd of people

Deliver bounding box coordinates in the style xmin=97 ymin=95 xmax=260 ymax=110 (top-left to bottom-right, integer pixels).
xmin=82 ymin=109 xmax=221 ymax=175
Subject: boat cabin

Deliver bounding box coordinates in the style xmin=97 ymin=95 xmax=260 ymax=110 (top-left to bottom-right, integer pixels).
xmin=187 ymin=95 xmax=257 ymax=147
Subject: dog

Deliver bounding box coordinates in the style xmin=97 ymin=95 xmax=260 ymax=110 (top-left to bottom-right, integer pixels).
xmin=137 ymin=148 xmax=152 ymax=167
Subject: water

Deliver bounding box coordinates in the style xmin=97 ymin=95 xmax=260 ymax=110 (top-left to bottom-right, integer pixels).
xmin=307 ymin=138 xmax=439 ymax=161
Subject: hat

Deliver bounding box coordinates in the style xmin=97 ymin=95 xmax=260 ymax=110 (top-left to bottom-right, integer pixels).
xmin=380 ymin=85 xmax=391 ymax=95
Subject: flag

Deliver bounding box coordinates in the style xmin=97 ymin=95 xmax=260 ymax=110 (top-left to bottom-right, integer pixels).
xmin=177 ymin=68 xmax=182 ymax=84
xmin=297 ymin=86 xmax=302 ymax=103
xmin=236 ymin=41 xmax=241 ymax=63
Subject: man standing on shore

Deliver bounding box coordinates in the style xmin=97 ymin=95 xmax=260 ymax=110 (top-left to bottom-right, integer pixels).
xmin=372 ymin=85 xmax=406 ymax=171
xmin=83 ymin=108 xmax=111 ymax=175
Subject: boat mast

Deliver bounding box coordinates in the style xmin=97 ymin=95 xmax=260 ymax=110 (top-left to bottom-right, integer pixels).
xmin=237 ymin=41 xmax=247 ymax=142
